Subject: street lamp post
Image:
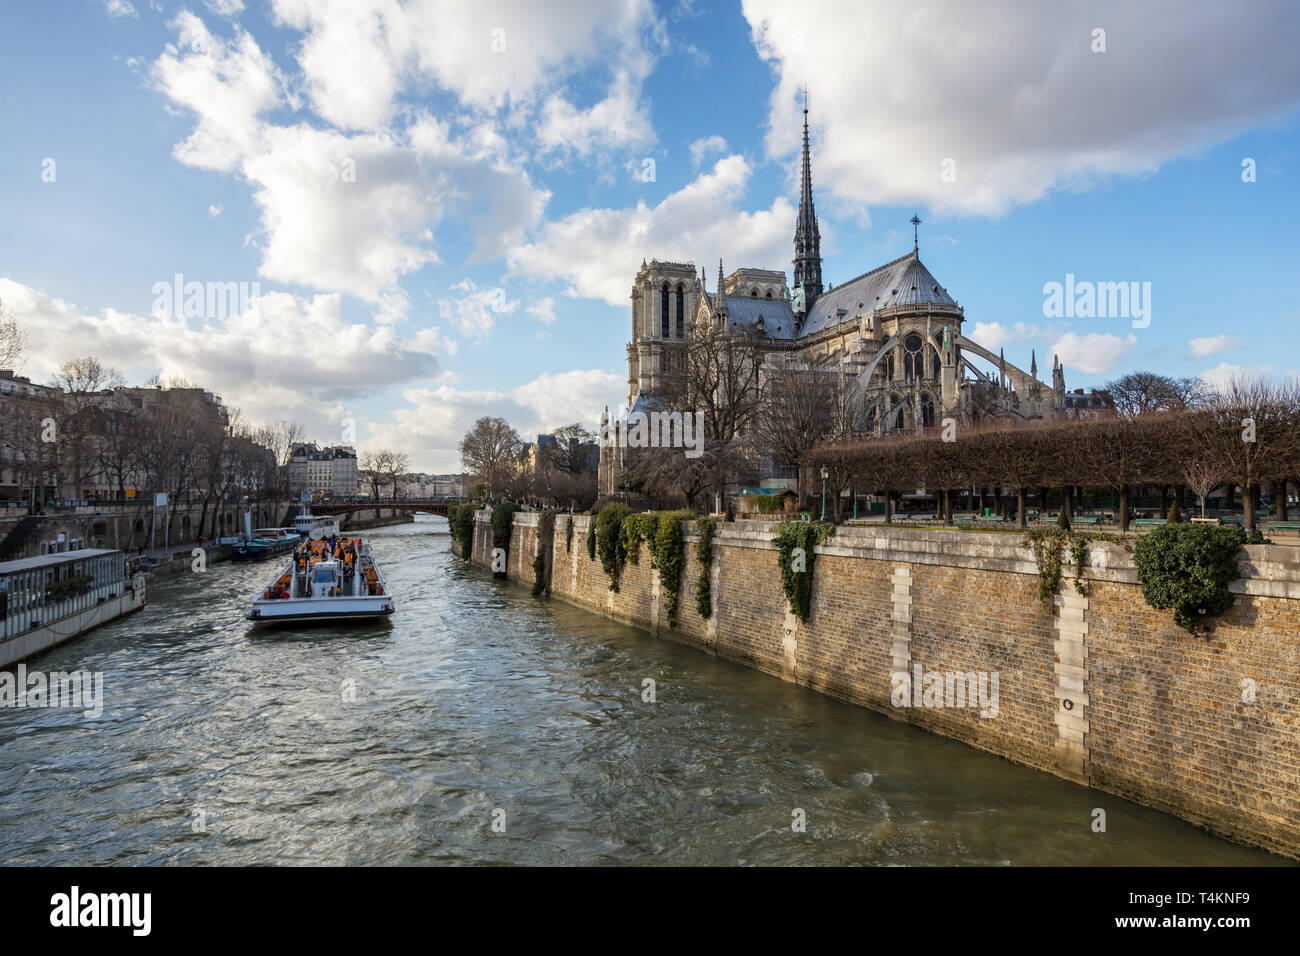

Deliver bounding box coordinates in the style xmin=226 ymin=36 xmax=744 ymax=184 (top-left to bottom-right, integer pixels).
xmin=820 ymin=465 xmax=829 ymax=522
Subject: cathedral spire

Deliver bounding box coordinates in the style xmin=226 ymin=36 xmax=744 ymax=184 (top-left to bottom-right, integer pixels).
xmin=716 ymin=258 xmax=728 ymax=323
xmin=792 ymin=89 xmax=823 ymax=308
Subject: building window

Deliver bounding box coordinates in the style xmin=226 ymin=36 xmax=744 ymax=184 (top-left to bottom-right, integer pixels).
xmin=921 ymin=394 xmax=935 ymax=428
xmin=904 ymin=332 xmax=923 ymax=379
xmin=675 ymin=285 xmax=685 ymax=338
xmin=661 ymin=283 xmax=670 ymax=338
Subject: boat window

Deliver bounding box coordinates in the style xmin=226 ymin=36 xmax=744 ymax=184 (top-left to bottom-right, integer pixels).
xmin=314 ymin=569 xmax=334 ymax=583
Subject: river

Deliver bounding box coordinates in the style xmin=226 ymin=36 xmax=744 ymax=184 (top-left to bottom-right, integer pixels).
xmin=0 ymin=517 xmax=1285 ymax=865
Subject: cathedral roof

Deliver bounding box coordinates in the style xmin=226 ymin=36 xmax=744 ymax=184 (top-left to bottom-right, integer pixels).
xmin=797 ymin=250 xmax=958 ymax=339
xmin=720 ymin=295 xmax=797 ymax=340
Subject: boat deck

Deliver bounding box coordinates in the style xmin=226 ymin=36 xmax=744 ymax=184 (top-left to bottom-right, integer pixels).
xmin=246 ymin=536 xmax=393 ymax=624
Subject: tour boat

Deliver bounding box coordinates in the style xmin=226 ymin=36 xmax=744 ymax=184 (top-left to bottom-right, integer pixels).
xmin=293 ymin=510 xmax=341 ymax=540
xmin=245 ymin=535 xmax=394 ymax=625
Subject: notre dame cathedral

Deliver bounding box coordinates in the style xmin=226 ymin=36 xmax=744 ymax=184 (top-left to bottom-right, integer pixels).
xmin=599 ymin=105 xmax=1109 ymax=496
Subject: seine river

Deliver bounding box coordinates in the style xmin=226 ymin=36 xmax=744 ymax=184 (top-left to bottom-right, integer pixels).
xmin=0 ymin=518 xmax=1284 ymax=865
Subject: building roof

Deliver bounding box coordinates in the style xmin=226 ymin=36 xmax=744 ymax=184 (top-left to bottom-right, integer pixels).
xmin=0 ymin=548 xmax=121 ymax=576
xmin=721 ymin=295 xmax=798 ymax=340
xmin=797 ymin=250 xmax=958 ymax=339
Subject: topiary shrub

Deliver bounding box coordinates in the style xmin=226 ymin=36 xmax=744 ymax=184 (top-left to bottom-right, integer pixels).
xmin=694 ymin=516 xmax=716 ymax=619
xmin=1166 ymin=500 xmax=1182 ymax=524
xmin=755 ymin=494 xmax=785 ymax=515
xmin=595 ymin=502 xmax=632 ymax=591
xmin=1133 ymin=523 xmax=1247 ymax=632
xmin=773 ymin=519 xmax=833 ymax=623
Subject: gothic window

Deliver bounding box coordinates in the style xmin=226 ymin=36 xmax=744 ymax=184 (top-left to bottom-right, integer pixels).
xmin=661 ymin=283 xmax=670 ymax=338
xmin=883 ymin=353 xmax=895 ymax=382
xmin=932 ymin=348 xmax=941 ymax=379
xmin=765 ymin=290 xmax=773 ymax=298
xmin=675 ymin=285 xmax=685 ymax=337
xmin=921 ymin=393 xmax=935 ymax=428
xmin=904 ymin=332 xmax=923 ymax=380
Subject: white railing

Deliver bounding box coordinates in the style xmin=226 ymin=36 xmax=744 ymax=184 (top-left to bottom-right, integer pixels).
xmin=1 ymin=579 xmax=130 ymax=641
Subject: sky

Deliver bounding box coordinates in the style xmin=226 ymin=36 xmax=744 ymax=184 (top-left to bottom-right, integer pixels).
xmin=1 ymin=0 xmax=1298 ymax=472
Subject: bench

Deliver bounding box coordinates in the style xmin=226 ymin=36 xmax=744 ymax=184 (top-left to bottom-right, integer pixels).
xmin=904 ymin=513 xmax=937 ymax=521
xmin=1191 ymin=517 xmax=1220 ymax=525
xmin=1133 ymin=518 xmax=1166 ymax=527
xmin=1265 ymin=520 xmax=1300 ymax=532
xmin=1071 ymin=515 xmax=1101 ymax=525
xmin=975 ymin=515 xmax=1005 ymax=523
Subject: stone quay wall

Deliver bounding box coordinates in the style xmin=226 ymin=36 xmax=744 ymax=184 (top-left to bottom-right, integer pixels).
xmin=468 ymin=510 xmax=1300 ymax=859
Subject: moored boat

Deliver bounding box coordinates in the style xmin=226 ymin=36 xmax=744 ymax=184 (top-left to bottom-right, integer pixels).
xmin=231 ymin=527 xmax=299 ymax=562
xmin=245 ymin=534 xmax=394 ymax=625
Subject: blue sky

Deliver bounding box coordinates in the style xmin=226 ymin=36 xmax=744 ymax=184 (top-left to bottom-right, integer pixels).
xmin=1 ymin=0 xmax=1298 ymax=471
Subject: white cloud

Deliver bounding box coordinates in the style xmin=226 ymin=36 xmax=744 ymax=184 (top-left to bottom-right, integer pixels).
xmin=208 ymin=204 xmax=222 ymax=217
xmin=1050 ymin=331 xmax=1136 ymax=375
xmin=1198 ymin=362 xmax=1279 ymax=391
xmin=151 ymin=16 xmax=549 ymax=305
xmin=206 ymin=0 xmax=245 ymax=15
xmin=437 ymin=278 xmax=517 ymax=341
xmin=689 ymin=134 xmax=728 ymax=167
xmin=508 ymin=154 xmax=795 ymax=306
xmin=0 ymin=277 xmax=444 ymax=442
xmin=269 ymin=0 xmax=664 ymax=138
xmin=1189 ymin=334 xmax=1241 ymax=358
xmin=537 ymin=69 xmax=656 ymax=158
xmin=744 ymin=0 xmax=1300 ymax=215
xmin=364 ymin=368 xmax=623 ymax=470
xmin=526 ymin=297 xmax=557 ymax=324
xmin=969 ymin=321 xmax=1053 ymax=350
xmin=105 ymin=0 xmax=137 ymax=18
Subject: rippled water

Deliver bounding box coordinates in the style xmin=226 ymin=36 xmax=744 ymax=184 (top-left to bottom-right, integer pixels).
xmin=0 ymin=518 xmax=1284 ymax=865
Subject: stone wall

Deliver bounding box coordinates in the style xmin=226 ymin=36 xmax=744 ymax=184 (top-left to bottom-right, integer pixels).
xmin=469 ymin=512 xmax=1300 ymax=859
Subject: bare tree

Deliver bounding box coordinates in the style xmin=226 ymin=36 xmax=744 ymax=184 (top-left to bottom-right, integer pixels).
xmin=383 ymin=450 xmax=410 ymax=500
xmin=358 ymin=449 xmax=391 ymax=501
xmin=1181 ymin=455 xmax=1227 ymax=519
xmin=1104 ymin=370 xmax=1209 ymax=419
xmin=51 ymin=357 xmax=124 ymax=499
xmin=0 ymin=298 xmax=24 ymax=370
xmin=753 ymin=353 xmax=836 ymax=495
xmin=1198 ymin=376 xmax=1299 ymax=530
xmin=459 ymin=416 xmax=522 ymax=498
xmin=640 ymin=318 xmax=763 ymax=506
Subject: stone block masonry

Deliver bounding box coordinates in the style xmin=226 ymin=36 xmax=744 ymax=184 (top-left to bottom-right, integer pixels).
xmin=467 ymin=514 xmax=1300 ymax=860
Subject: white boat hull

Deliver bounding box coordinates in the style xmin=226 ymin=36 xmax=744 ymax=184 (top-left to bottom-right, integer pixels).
xmin=246 ymin=594 xmax=394 ymax=624
xmin=246 ymin=528 xmax=393 ymax=626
